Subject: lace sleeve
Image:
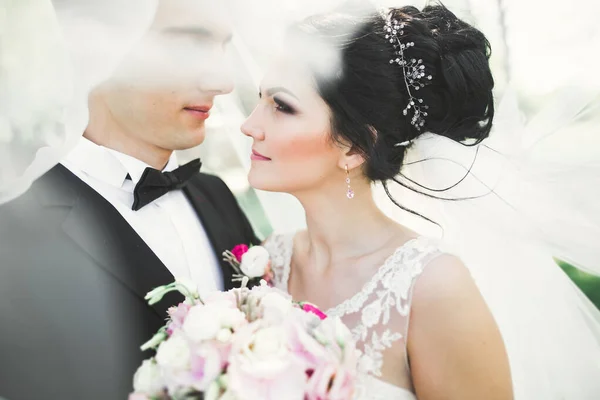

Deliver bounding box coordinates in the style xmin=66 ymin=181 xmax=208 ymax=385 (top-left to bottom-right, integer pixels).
xmin=263 ymin=233 xmax=294 ymax=291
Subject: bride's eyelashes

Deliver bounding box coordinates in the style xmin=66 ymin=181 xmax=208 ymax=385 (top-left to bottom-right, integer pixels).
xmin=258 ymin=90 xmax=298 ymax=115
xmin=273 ymin=97 xmax=297 ymax=115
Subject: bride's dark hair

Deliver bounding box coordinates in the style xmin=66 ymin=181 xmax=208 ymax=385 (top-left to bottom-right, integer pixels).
xmin=291 ymin=3 xmax=494 ymax=184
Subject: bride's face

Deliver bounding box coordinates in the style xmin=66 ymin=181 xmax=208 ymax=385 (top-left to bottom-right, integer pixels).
xmin=241 ymin=59 xmax=345 ymax=194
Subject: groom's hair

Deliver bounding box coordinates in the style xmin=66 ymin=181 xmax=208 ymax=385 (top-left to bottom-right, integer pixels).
xmin=290 ymin=3 xmax=494 ymax=183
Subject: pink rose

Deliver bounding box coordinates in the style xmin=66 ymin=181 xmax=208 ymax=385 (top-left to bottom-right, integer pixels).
xmin=227 ymin=322 xmax=307 ymax=400
xmin=301 ymin=302 xmax=328 ymax=320
xmin=231 ymin=244 xmax=249 ymax=262
xmin=189 ymin=344 xmax=223 ymax=392
xmin=305 ymin=363 xmax=356 ymax=400
xmin=315 ymin=317 xmax=358 ymax=366
xmin=287 ymin=318 xmax=328 ymax=369
xmin=305 ymin=317 xmax=359 ymax=399
xmin=157 ymin=342 xmax=224 ymax=396
xmin=167 ymin=303 xmax=192 ymax=335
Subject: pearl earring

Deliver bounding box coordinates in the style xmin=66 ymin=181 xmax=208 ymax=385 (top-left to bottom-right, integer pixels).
xmin=345 ymin=165 xmax=355 ymax=199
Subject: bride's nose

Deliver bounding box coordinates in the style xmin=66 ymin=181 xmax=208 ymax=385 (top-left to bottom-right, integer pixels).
xmin=241 ymin=109 xmax=265 ymax=141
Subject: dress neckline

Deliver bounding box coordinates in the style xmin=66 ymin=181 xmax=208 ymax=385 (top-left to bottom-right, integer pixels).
xmin=280 ymin=234 xmax=423 ymax=316
xmin=269 ymin=232 xmax=434 ymax=399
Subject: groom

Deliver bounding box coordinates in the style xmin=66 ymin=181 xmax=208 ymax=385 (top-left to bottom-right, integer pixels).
xmin=0 ymin=1 xmax=258 ymax=399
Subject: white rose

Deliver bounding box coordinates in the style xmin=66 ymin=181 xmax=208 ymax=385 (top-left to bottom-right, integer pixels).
xmin=260 ymin=292 xmax=293 ymax=323
xmin=232 ymin=325 xmax=294 ymax=377
xmin=219 ymin=307 xmax=247 ymax=330
xmin=227 ymin=324 xmax=307 ymax=398
xmin=183 ymin=305 xmax=222 ymax=342
xmin=245 ymin=281 xmax=275 ymax=303
xmin=240 ymin=246 xmax=270 ymax=278
xmin=155 ymin=335 xmax=191 ymax=371
xmin=132 ymin=359 xmax=164 ymax=395
xmin=216 ymin=328 xmax=233 ymax=343
xmin=252 ymin=326 xmax=287 ymax=358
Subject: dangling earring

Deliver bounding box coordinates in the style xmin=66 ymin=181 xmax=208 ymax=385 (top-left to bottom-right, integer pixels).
xmin=345 ymin=165 xmax=355 ymax=199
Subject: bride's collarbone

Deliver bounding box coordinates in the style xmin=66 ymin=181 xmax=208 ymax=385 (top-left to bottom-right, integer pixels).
xmin=287 ymin=247 xmax=399 ymax=310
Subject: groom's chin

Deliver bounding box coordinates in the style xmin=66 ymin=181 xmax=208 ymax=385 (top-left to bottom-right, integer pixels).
xmin=173 ymin=124 xmax=207 ymax=150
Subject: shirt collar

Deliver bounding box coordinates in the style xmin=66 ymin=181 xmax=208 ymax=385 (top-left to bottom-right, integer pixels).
xmin=63 ymin=137 xmax=179 ymax=188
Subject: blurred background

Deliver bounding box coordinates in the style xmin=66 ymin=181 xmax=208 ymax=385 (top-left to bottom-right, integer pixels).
xmin=177 ymin=0 xmax=600 ymax=308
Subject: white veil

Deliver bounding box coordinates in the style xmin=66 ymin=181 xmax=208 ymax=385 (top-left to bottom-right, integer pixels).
xmin=0 ymin=0 xmax=157 ymax=203
xmin=0 ymin=0 xmax=76 ymax=203
xmin=226 ymin=0 xmax=600 ymax=398
xmin=2 ymin=1 xmax=599 ymax=396
xmin=375 ymin=86 xmax=600 ymax=399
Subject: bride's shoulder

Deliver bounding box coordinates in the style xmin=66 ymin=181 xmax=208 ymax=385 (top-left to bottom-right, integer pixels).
xmin=389 ymin=235 xmax=478 ymax=303
xmin=413 ymin=251 xmax=472 ymax=293
xmin=406 ymin=252 xmax=510 ymax=396
xmin=399 ymin=234 xmax=468 ymax=286
xmin=408 ymin=249 xmax=488 ymax=323
xmin=388 ymin=235 xmax=445 ymax=266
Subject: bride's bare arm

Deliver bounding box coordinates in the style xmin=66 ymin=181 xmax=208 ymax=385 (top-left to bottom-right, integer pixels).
xmin=408 ymin=255 xmax=513 ymax=400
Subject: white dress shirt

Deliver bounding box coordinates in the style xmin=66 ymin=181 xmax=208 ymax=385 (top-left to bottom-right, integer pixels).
xmin=61 ymin=137 xmax=223 ymax=294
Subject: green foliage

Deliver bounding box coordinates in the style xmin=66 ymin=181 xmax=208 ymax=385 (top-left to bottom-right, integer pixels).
xmin=558 ymin=260 xmax=600 ymax=310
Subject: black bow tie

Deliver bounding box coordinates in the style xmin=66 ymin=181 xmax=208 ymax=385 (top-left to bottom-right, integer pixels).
xmin=131 ymin=158 xmax=202 ymax=211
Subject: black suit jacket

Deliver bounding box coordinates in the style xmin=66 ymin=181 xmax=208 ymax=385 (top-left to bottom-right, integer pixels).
xmin=0 ymin=165 xmax=259 ymax=400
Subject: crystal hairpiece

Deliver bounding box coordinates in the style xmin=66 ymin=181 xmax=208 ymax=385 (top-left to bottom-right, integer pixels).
xmin=384 ymin=17 xmax=432 ymax=131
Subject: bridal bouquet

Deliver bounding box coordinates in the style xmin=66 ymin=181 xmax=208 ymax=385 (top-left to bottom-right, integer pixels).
xmin=129 ymin=276 xmax=359 ymax=400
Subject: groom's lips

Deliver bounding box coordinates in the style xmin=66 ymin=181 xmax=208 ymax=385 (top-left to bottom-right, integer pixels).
xmin=251 ymin=149 xmax=271 ymax=161
xmin=184 ymin=104 xmax=212 ymax=120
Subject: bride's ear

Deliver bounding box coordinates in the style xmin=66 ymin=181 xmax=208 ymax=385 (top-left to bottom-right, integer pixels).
xmin=336 ymin=124 xmax=376 ymax=170
xmin=337 ymin=143 xmax=366 ymax=171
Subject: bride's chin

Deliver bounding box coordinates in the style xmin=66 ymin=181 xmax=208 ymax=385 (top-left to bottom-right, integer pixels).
xmin=247 ymin=171 xmax=287 ymax=194
xmin=247 ymin=171 xmax=270 ymax=191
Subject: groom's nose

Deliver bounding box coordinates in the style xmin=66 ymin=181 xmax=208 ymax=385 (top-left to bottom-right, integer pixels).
xmin=197 ymin=52 xmax=234 ymax=96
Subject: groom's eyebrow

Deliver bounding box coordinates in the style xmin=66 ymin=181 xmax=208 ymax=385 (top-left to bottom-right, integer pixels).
xmin=163 ymin=26 xmax=233 ymax=44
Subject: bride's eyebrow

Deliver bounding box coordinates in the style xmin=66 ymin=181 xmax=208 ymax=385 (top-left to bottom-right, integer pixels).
xmin=261 ymin=86 xmax=299 ymax=101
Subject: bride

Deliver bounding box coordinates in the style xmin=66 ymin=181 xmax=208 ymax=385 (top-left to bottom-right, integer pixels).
xmin=241 ymin=4 xmax=600 ymax=400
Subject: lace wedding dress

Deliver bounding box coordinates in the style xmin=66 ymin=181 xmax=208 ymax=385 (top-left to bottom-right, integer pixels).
xmin=265 ymin=233 xmax=444 ymax=400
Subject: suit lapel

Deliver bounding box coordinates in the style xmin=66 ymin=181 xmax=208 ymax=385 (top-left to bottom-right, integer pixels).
xmin=183 ymin=181 xmax=237 ymax=290
xmin=46 ymin=166 xmax=181 ymax=318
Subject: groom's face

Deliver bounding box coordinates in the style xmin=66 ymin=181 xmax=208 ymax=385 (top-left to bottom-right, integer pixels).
xmin=102 ymin=0 xmax=234 ymax=151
